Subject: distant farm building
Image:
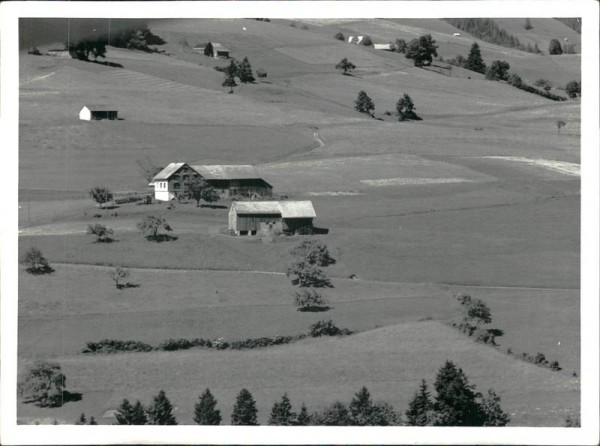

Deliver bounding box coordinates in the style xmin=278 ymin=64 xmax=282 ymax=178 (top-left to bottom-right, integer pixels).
xmin=373 ymin=43 xmax=395 ymax=51
xmin=348 ymin=36 xmax=364 ymax=44
xmin=47 ymin=48 xmax=70 ymax=57
xmin=150 ymin=162 xmax=272 ymax=202
xmin=229 ymin=201 xmax=316 ymax=236
xmin=204 ymin=42 xmax=230 ymax=59
xmin=79 ymin=105 xmax=118 ymax=121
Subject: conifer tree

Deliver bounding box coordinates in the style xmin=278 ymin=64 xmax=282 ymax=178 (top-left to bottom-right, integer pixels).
xmin=296 ymin=403 xmax=311 ymax=425
xmin=549 ymin=39 xmax=563 ymax=55
xmin=194 ymin=388 xmax=222 ymax=425
xmin=75 ymin=413 xmax=87 ymax=425
xmin=464 ymin=42 xmax=486 ymax=74
xmin=349 ymin=386 xmax=374 ymax=425
xmin=231 ymin=388 xmax=259 ymax=425
xmin=237 ymin=57 xmax=256 ymax=83
xmin=433 ymin=361 xmax=485 ymax=426
xmin=480 ymin=389 xmax=510 ymax=426
xmin=405 ymin=379 xmax=434 ymax=426
xmin=146 ymin=390 xmax=177 ymax=425
xmin=114 ymin=399 xmax=148 ymax=425
xmin=268 ymin=393 xmax=297 ymax=425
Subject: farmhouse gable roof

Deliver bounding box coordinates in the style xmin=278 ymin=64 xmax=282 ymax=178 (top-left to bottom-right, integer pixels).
xmin=152 ymin=162 xmax=187 ymax=181
xmin=81 ymin=104 xmax=118 ymax=112
xmin=278 ymin=201 xmax=316 ymax=218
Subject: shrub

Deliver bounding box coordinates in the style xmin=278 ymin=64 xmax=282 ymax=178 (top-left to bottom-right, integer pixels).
xmin=22 ymin=247 xmax=53 ymax=275
xmin=87 ymin=223 xmax=114 ymax=243
xmin=472 ymin=329 xmax=495 ymax=345
xmin=334 ymin=32 xmax=345 ymax=41
xmin=361 ymin=36 xmax=373 ymax=46
xmin=548 ymin=38 xmax=563 ymax=55
xmin=256 ymin=68 xmax=267 ymax=79
xmin=89 ymin=186 xmax=113 ymax=206
xmin=549 ymin=361 xmax=561 ymax=371
xmin=28 ymin=47 xmax=41 ymax=55
xmin=295 ymin=289 xmax=329 ymax=311
xmin=18 ymin=361 xmax=66 ymax=407
xmin=565 ymin=80 xmax=581 ymax=99
xmin=309 ymin=319 xmax=352 ymax=337
xmin=395 ymin=39 xmax=407 ymax=54
xmin=110 ymin=266 xmax=130 ymax=289
xmin=159 ymin=338 xmax=194 ymax=351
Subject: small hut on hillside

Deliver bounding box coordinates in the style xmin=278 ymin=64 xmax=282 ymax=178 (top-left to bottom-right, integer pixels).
xmin=229 ymin=201 xmax=317 ymax=236
xmin=204 ymin=42 xmax=230 ymax=59
xmin=79 ymin=105 xmax=118 ymax=121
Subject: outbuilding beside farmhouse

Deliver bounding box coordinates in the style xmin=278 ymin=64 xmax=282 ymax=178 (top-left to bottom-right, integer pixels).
xmin=373 ymin=43 xmax=395 ymax=51
xmin=79 ymin=105 xmax=118 ymax=121
xmin=229 ymin=201 xmax=317 ymax=236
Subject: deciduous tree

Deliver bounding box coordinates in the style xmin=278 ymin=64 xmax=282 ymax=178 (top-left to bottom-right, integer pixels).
xmin=549 ymin=39 xmax=563 ymax=55
xmin=485 ymin=60 xmax=510 ymax=81
xmin=565 ymin=80 xmax=581 ymax=99
xmin=335 ymin=57 xmax=356 ymax=74
xmin=480 ymin=389 xmax=510 ymax=426
xmin=355 ymin=90 xmax=375 ymax=116
xmin=22 ymin=247 xmax=53 ymax=275
xmin=405 ymin=34 xmax=438 ymax=67
xmin=223 ymin=75 xmax=237 ymax=94
xmin=557 ymin=120 xmax=566 ymax=134
xmin=137 ymin=215 xmax=173 ymax=242
xmin=111 ymin=266 xmax=130 ymax=289
xmin=396 ymin=94 xmax=421 ymax=121
xmin=89 ymin=186 xmax=113 ymax=207
xmin=17 ymin=361 xmax=66 ymax=407
xmin=237 ymin=57 xmax=255 ymax=83
xmin=201 ymin=186 xmax=220 ymax=206
xmin=87 ymin=223 xmax=114 ymax=243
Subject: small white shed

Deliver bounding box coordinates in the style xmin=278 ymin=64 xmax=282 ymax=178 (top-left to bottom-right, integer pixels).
xmin=79 ymin=105 xmax=118 ymax=121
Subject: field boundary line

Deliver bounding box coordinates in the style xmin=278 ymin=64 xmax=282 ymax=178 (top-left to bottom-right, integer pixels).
xmin=44 ymin=262 xmax=579 ymax=291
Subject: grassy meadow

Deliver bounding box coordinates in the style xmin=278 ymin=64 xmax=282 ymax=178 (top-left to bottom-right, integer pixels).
xmin=17 ymin=18 xmax=581 ymax=426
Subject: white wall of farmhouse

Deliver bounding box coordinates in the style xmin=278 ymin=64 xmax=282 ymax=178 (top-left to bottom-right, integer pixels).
xmin=79 ymin=107 xmax=91 ymax=121
xmin=154 ymin=181 xmax=175 ymax=201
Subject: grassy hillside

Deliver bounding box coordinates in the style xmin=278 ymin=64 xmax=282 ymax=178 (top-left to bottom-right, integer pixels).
xmin=17 ymin=18 xmax=580 ymax=427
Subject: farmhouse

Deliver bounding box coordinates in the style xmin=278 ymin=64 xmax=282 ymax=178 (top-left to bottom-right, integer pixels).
xmin=347 ymin=35 xmax=364 ymax=44
xmin=150 ymin=162 xmax=273 ymax=201
xmin=373 ymin=43 xmax=394 ymax=51
xmin=228 ymin=201 xmax=317 ymax=236
xmin=204 ymin=42 xmax=230 ymax=59
xmin=79 ymin=105 xmax=118 ymax=121
xmin=47 ymin=48 xmax=70 ymax=57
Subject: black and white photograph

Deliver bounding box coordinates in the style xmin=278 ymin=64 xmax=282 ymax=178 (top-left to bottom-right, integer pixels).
xmin=1 ymin=1 xmax=598 ymax=444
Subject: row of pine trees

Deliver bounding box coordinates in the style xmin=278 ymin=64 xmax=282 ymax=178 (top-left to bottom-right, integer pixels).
xmin=100 ymin=360 xmax=509 ymax=426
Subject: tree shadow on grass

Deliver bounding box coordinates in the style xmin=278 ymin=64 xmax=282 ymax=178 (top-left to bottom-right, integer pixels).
xmin=26 ymin=266 xmax=55 ymax=275
xmin=298 ymin=305 xmax=332 ymax=313
xmin=92 ymin=60 xmax=123 ymax=68
xmin=116 ymin=282 xmax=140 ymax=290
xmin=62 ymin=391 xmax=83 ymax=404
xmin=146 ymin=234 xmax=178 ymax=243
xmin=200 ymin=204 xmax=228 ymax=209
xmin=487 ymin=328 xmax=504 ymax=338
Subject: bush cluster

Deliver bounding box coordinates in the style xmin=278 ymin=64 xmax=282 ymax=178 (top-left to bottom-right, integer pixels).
xmin=518 ymin=351 xmax=561 ymax=371
xmin=83 ymin=339 xmax=153 ymax=354
xmin=83 ymin=326 xmax=352 ymax=355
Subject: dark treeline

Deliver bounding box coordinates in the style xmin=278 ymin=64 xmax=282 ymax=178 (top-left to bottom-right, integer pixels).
xmin=555 ymin=17 xmax=581 ymax=34
xmin=19 ymin=18 xmax=148 ymax=51
xmin=445 ymin=18 xmax=541 ymax=54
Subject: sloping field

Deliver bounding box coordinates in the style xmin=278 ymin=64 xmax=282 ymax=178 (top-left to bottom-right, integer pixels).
xmin=18 ymin=263 xmax=580 ymax=372
xmin=493 ymin=18 xmax=581 ymax=54
xmin=17 ymin=322 xmax=579 ymax=426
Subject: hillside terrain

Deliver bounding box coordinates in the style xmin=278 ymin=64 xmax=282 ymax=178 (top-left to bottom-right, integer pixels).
xmin=17 ymin=18 xmax=580 ymax=427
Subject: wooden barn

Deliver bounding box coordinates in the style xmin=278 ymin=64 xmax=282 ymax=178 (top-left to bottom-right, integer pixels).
xmin=79 ymin=105 xmax=118 ymax=121
xmin=190 ymin=164 xmax=272 ymax=199
xmin=229 ymin=201 xmax=317 ymax=236
xmin=373 ymin=43 xmax=395 ymax=51
xmin=150 ymin=163 xmax=273 ymax=202
xmin=204 ymin=42 xmax=230 ymax=59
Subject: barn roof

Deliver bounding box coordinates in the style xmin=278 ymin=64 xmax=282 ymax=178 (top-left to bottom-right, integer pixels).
xmin=190 ymin=164 xmax=271 ymax=185
xmin=81 ymin=104 xmax=118 ymax=112
xmin=231 ymin=201 xmax=316 ymax=218
xmin=278 ymin=201 xmax=317 ymax=218
xmin=212 ymin=43 xmax=230 ymax=52
xmin=152 ymin=162 xmax=187 ymax=181
xmin=230 ymin=201 xmax=281 ymax=214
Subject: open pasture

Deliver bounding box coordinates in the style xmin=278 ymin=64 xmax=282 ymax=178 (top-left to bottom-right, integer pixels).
xmin=17 ymin=321 xmax=579 ymax=426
